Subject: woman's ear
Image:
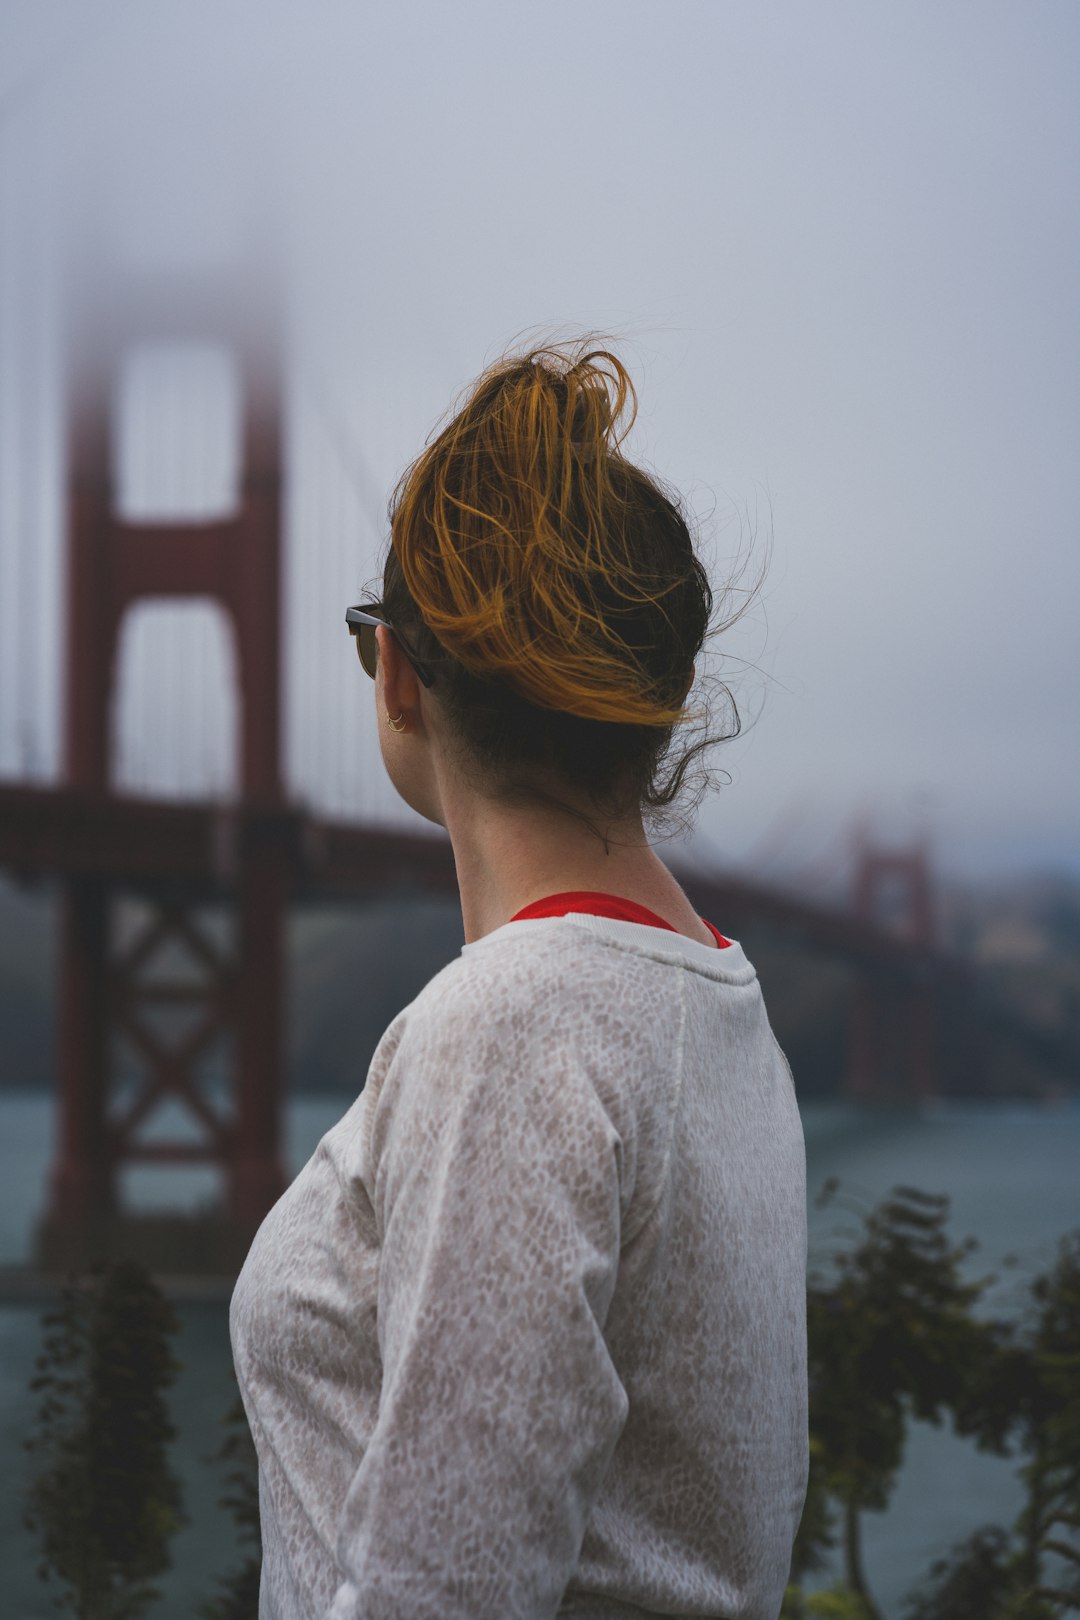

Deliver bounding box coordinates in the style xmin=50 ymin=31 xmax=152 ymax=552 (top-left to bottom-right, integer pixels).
xmin=375 ymin=623 xmax=421 ymax=718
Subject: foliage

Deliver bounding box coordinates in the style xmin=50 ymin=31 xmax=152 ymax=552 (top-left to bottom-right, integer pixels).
xmin=804 ymin=1586 xmax=877 ymax=1619
xmin=804 ymin=1181 xmax=1015 ymax=1617
xmin=788 ymin=1434 xmax=838 ymax=1586
xmin=900 ymin=1525 xmax=1020 ymax=1620
xmin=23 ymin=1258 xmax=185 ymax=1620
xmin=792 ymin=1194 xmax=1080 ymax=1620
xmin=197 ymin=1386 xmax=262 ymax=1620
xmin=783 ymin=1580 xmax=876 ymax=1618
xmin=1020 ymin=1233 xmax=1080 ymax=1613
xmin=21 ymin=1193 xmax=1077 ymax=1620
xmin=905 ymin=1233 xmax=1080 ymax=1617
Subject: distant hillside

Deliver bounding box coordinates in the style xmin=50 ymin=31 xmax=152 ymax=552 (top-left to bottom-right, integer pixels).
xmin=289 ymin=896 xmax=464 ymax=1091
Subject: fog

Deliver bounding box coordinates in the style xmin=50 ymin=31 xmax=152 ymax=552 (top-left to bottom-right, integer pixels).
xmin=1 ymin=0 xmax=1076 ymax=881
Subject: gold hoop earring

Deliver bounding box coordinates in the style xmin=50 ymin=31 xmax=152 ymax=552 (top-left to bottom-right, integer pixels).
xmin=385 ymin=710 xmax=408 ymax=733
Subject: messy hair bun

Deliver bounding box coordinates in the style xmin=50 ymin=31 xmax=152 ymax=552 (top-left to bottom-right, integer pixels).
xmin=381 ymin=340 xmax=740 ymax=833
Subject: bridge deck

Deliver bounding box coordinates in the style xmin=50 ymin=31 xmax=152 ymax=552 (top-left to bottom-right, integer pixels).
xmin=0 ymin=782 xmax=955 ymax=973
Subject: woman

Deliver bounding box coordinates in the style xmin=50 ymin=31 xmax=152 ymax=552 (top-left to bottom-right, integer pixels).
xmin=230 ymin=343 xmax=808 ymax=1620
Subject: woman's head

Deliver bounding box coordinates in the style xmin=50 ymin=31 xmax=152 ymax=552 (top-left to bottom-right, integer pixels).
xmin=378 ymin=340 xmax=738 ymax=837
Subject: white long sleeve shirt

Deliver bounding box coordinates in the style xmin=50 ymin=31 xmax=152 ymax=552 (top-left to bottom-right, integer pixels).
xmin=229 ymin=906 xmax=809 ymax=1620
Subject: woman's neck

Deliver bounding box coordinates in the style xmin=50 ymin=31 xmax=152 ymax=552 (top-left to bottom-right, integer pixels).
xmin=439 ymin=786 xmax=711 ymax=948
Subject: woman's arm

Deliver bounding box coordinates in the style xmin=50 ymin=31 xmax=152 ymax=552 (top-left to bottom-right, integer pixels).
xmin=328 ymin=989 xmax=632 ymax=1620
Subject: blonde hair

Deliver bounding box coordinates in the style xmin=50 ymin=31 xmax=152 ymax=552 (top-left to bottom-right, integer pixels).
xmin=390 ymin=345 xmax=698 ymax=725
xmin=380 ymin=339 xmax=736 ymax=830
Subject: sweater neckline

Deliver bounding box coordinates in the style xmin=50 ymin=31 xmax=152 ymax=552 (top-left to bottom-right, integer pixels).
xmin=508 ymin=890 xmax=731 ymax=949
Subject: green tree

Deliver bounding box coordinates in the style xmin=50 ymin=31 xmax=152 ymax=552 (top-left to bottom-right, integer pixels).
xmin=805 ymin=1183 xmax=1014 ymax=1620
xmin=1017 ymin=1233 xmax=1080 ymax=1613
xmin=783 ymin=1577 xmax=875 ymax=1619
xmin=24 ymin=1258 xmax=185 ymax=1620
xmin=198 ymin=1385 xmax=261 ymax=1620
xmin=787 ymin=1433 xmax=838 ymax=1594
xmin=900 ymin=1525 xmax=1021 ymax=1620
xmin=899 ymin=1231 xmax=1080 ymax=1620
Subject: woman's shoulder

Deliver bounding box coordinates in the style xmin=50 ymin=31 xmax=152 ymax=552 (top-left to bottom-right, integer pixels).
xmin=360 ymin=926 xmax=689 ymax=1229
xmin=365 ymin=923 xmax=686 ymax=1126
xmin=408 ymin=918 xmax=682 ymax=1038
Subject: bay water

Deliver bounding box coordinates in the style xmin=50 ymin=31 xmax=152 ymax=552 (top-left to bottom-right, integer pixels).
xmin=2 ymin=1089 xmax=1078 ymax=1619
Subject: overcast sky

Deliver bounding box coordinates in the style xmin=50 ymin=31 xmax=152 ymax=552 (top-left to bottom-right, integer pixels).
xmin=0 ymin=0 xmax=1077 ymax=885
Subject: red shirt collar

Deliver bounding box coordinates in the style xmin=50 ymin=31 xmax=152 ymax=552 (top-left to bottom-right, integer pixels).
xmin=509 ymin=890 xmax=730 ymax=948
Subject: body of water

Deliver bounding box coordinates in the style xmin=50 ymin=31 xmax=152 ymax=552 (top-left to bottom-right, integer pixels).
xmin=2 ymin=1089 xmax=1078 ymax=1619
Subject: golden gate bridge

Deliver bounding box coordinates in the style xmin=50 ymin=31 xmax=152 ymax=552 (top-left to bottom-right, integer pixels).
xmin=0 ymin=262 xmax=958 ymax=1271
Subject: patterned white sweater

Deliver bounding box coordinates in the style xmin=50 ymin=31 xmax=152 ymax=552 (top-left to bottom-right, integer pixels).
xmin=229 ymin=910 xmax=809 ymax=1620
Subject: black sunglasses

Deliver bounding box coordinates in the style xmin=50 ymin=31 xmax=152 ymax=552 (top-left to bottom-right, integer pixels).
xmin=345 ymin=603 xmax=436 ymax=688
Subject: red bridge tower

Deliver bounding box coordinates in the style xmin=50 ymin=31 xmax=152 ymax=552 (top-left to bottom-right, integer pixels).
xmin=847 ymin=844 xmax=937 ymax=1103
xmin=40 ymin=274 xmax=289 ymax=1269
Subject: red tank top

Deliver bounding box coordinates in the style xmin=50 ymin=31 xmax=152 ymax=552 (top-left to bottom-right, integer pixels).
xmin=508 ymin=889 xmax=730 ymax=949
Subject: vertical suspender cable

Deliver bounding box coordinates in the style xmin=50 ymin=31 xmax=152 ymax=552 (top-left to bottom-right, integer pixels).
xmin=332 ymin=418 xmax=346 ymax=818
xmin=24 ymin=158 xmax=43 ymax=780
xmin=299 ymin=360 xmax=389 ymax=823
xmin=0 ymin=152 xmax=16 ymax=776
xmin=198 ymin=372 xmax=209 ymax=792
xmin=12 ymin=161 xmax=32 ymax=777
xmin=186 ymin=352 xmax=199 ymax=797
xmin=169 ymin=351 xmax=183 ymax=796
xmin=308 ymin=402 xmax=320 ymax=811
xmin=323 ymin=401 xmax=337 ymax=815
xmin=306 ymin=392 xmax=320 ymax=811
xmin=326 ymin=406 xmax=340 ymax=816
xmin=38 ymin=190 xmax=62 ymax=785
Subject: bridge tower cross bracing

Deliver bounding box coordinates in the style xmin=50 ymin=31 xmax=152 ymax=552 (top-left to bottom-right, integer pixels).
xmin=43 ymin=271 xmax=289 ymax=1265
